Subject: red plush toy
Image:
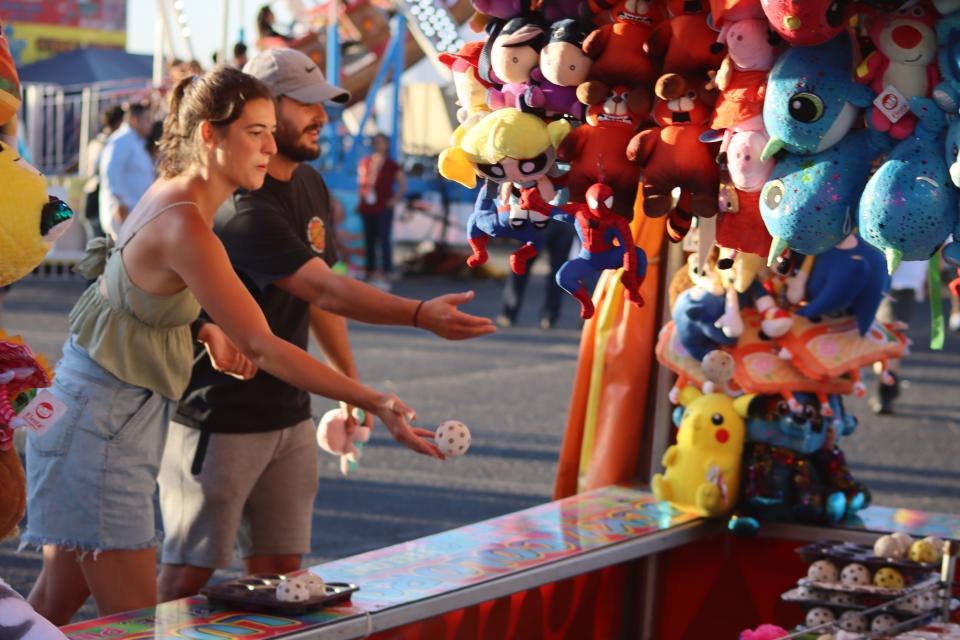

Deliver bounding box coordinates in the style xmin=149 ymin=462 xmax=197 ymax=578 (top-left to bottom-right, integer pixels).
xmin=628 ymin=74 xmax=720 ymax=219
xmin=760 ymin=0 xmax=857 ymax=45
xmin=577 ymin=0 xmax=664 ymax=106
xmin=558 ymin=85 xmax=647 ymax=218
xmin=856 ymin=0 xmax=939 ymax=139
xmin=644 ymin=0 xmax=726 ymax=75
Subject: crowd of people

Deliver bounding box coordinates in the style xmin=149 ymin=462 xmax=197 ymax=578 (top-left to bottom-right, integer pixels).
xmin=19 ymin=47 xmax=496 ymax=623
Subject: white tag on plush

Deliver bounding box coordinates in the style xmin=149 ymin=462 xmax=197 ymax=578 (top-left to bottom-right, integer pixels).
xmin=18 ymin=390 xmax=68 ymax=436
xmin=874 ymin=85 xmax=910 ymax=123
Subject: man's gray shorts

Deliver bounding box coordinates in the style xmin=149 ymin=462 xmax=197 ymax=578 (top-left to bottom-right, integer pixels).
xmin=159 ymin=419 xmax=319 ymax=569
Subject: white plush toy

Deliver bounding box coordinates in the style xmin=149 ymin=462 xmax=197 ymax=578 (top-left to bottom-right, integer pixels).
xmin=316 ymin=408 xmax=371 ymax=476
xmin=435 ymin=420 xmax=471 ymax=457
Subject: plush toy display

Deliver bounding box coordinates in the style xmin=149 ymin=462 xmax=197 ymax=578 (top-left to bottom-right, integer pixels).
xmin=557 ymin=84 xmax=646 ymax=216
xmin=521 ymin=185 xmax=647 ymax=318
xmin=643 ymin=0 xmax=727 ymax=75
xmin=439 ymin=42 xmax=494 ymax=131
xmin=759 ymin=0 xmax=858 ymax=45
xmin=933 ymin=13 xmax=960 ymax=112
xmin=463 ymin=180 xmax=550 ymax=273
xmin=709 ymin=18 xmax=775 ymax=133
xmin=760 ymin=33 xmax=874 ymax=161
xmin=481 ymin=15 xmax=550 ymax=111
xmin=652 ymin=386 xmax=754 ymax=517
xmin=760 ymin=129 xmax=876 ymax=263
xmin=856 ymin=0 xmax=939 ymax=140
xmin=858 ymin=97 xmax=958 ymax=272
xmin=439 ymin=108 xmax=571 ymax=229
xmin=628 ymin=73 xmax=720 ymax=219
xmin=527 ymin=19 xmax=593 ymax=119
xmin=794 ymin=235 xmax=889 ymax=336
xmin=577 ymin=0 xmax=662 ymax=106
xmin=715 ymin=129 xmax=774 ymax=257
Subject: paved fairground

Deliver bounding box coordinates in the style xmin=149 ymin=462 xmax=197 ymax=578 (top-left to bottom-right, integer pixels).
xmin=1 ymin=249 xmax=958 ymax=622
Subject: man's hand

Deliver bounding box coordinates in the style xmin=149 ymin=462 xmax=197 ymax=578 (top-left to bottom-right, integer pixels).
xmin=417 ymin=291 xmax=497 ymax=340
xmin=197 ymin=323 xmax=258 ymax=380
xmin=371 ymin=394 xmax=445 ymax=459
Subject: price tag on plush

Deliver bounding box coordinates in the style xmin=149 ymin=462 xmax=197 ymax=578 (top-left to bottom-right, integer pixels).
xmin=873 ymin=85 xmax=909 ymax=124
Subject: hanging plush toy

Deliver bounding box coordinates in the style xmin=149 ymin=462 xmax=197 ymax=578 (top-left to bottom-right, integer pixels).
xmin=855 ymin=0 xmax=939 ymax=140
xmin=760 ymin=32 xmax=874 ymax=161
xmin=643 ymin=0 xmax=727 ymax=75
xmin=462 ymin=180 xmax=549 ymax=273
xmin=628 ymin=73 xmax=720 ymax=219
xmin=652 ymin=386 xmax=754 ymax=517
xmin=439 ymin=42 xmax=494 ymax=132
xmin=709 ymin=18 xmax=774 ymax=134
xmin=469 ymin=0 xmax=530 ymax=31
xmin=760 ymin=129 xmax=878 ymax=263
xmin=557 ymin=84 xmax=646 ymax=217
xmin=526 ymin=19 xmax=593 ymax=119
xmin=760 ymin=0 xmax=858 ymax=45
xmin=715 ymin=129 xmax=774 ymax=258
xmin=941 ymin=117 xmax=960 ymax=265
xmin=858 ymin=97 xmax=958 ymax=272
xmin=520 ymin=185 xmax=647 ymax=318
xmin=933 ymin=12 xmax=960 ymax=112
xmin=540 ymin=0 xmax=585 ymax=22
xmin=793 ymin=235 xmax=889 ymax=335
xmin=480 ymin=15 xmax=550 ymax=111
xmin=439 ymin=109 xmax=571 ymax=268
xmin=577 ymin=0 xmax=662 ymax=106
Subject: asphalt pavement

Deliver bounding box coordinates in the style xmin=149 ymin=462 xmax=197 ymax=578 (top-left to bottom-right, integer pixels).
xmin=0 ymin=257 xmax=957 ymax=623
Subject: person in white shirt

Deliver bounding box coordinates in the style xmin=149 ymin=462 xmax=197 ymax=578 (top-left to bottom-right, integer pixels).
xmin=98 ymin=103 xmax=155 ymax=238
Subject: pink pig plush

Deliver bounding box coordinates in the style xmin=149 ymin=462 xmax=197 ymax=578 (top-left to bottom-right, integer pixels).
xmin=710 ymin=18 xmax=775 ymax=132
xmin=316 ymin=408 xmax=371 ymax=476
xmin=717 ymin=129 xmax=775 ymax=257
xmin=740 ymin=625 xmax=789 ymax=640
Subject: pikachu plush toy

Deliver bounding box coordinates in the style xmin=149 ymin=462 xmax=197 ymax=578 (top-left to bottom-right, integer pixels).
xmin=653 ymin=387 xmax=754 ymax=517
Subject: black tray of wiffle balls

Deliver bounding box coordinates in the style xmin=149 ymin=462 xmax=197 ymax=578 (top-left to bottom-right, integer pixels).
xmin=201 ymin=573 xmax=359 ymax=616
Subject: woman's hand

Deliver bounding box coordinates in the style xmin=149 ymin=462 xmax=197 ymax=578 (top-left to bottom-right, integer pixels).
xmin=197 ymin=322 xmax=258 ymax=380
xmin=371 ymin=394 xmax=445 ymax=459
xmin=417 ymin=291 xmax=497 ymax=340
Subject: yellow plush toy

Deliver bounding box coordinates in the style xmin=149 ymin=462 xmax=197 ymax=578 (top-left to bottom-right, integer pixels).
xmin=652 ymin=386 xmax=754 ymax=517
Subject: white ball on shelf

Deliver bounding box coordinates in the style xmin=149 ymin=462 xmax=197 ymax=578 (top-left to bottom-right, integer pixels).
xmin=840 ymin=562 xmax=871 ymax=587
xmin=276 ymin=577 xmax=310 ymax=603
xmin=808 ymin=559 xmax=840 ymax=583
xmin=299 ymin=572 xmax=326 ymax=598
xmin=806 ymin=607 xmax=836 ymax=628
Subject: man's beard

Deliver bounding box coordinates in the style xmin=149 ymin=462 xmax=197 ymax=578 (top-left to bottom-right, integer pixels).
xmin=275 ymin=121 xmax=321 ymax=162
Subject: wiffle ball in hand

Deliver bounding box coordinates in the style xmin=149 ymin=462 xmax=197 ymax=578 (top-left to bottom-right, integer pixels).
xmin=435 ymin=420 xmax=471 ymax=457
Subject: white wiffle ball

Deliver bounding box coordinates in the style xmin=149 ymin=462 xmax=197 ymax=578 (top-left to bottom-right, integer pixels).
xmin=299 ymin=572 xmax=326 ymax=598
xmin=806 ymin=607 xmax=835 ymax=628
xmin=840 ymin=563 xmax=871 ymax=587
xmin=276 ymin=577 xmax=311 ymax=602
xmin=808 ymin=559 xmax=839 ymax=583
xmin=871 ymin=613 xmax=899 ymax=633
xmin=435 ymin=420 xmax=471 ymax=457
xmin=874 ymin=534 xmax=903 ymax=559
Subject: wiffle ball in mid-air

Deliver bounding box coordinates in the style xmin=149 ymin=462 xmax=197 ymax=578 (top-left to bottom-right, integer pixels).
xmin=435 ymin=420 xmax=471 ymax=457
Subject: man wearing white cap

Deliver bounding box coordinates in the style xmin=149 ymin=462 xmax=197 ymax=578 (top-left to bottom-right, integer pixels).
xmin=157 ymin=49 xmax=495 ymax=599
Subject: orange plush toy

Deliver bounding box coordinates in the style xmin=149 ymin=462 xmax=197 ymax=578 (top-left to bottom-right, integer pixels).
xmin=644 ymin=0 xmax=727 ymax=75
xmin=628 ymin=74 xmax=720 ymax=219
xmin=576 ymin=0 xmax=664 ymax=106
xmin=558 ymin=85 xmax=647 ymax=218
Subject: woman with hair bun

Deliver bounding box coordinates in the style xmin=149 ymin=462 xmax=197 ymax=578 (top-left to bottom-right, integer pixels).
xmin=22 ymin=66 xmax=443 ymax=622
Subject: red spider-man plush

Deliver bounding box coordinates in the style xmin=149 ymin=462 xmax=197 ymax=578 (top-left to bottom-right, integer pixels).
xmin=520 ymin=185 xmax=646 ymax=319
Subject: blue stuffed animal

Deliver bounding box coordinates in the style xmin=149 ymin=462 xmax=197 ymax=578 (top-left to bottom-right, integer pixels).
xmin=760 ymin=130 xmax=878 ymax=263
xmin=933 ymin=13 xmax=960 ymax=113
xmin=939 ymin=118 xmax=960 ymax=265
xmin=858 ymin=97 xmax=959 ymax=273
xmin=746 ymin=393 xmax=857 ymax=455
xmin=795 ymin=235 xmax=890 ymax=336
xmin=673 ymin=286 xmax=738 ymax=360
xmin=760 ymin=32 xmax=874 ymax=161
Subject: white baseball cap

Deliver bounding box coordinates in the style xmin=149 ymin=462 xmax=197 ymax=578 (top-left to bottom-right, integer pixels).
xmin=243 ymin=48 xmax=350 ymax=104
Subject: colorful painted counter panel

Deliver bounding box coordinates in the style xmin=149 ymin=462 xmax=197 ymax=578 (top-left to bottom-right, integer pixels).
xmin=61 ymin=485 xmax=702 ymax=640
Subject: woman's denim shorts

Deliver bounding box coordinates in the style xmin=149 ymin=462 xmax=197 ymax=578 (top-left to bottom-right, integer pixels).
xmin=21 ymin=336 xmax=175 ymax=553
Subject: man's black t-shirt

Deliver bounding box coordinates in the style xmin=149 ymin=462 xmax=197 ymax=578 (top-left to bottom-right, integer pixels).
xmin=175 ymin=165 xmax=339 ymax=433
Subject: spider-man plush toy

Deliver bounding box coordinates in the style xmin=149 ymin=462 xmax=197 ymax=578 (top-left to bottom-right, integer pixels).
xmin=521 ymin=185 xmax=646 ymax=319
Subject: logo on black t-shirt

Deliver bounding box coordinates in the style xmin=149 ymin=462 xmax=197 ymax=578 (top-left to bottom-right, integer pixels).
xmin=307 ymin=216 xmax=326 ymax=254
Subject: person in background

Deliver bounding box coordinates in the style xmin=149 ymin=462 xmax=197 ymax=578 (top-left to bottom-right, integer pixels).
xmin=98 ymin=102 xmax=155 ymax=239
xmin=233 ymin=42 xmax=249 ymax=68
xmin=873 ymin=260 xmax=926 ymax=415
xmin=257 ymin=5 xmax=292 ymax=44
xmin=496 ymin=218 xmax=577 ymax=330
xmin=82 ymin=105 xmax=124 ymax=239
xmin=357 ymin=133 xmax=406 ymax=290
